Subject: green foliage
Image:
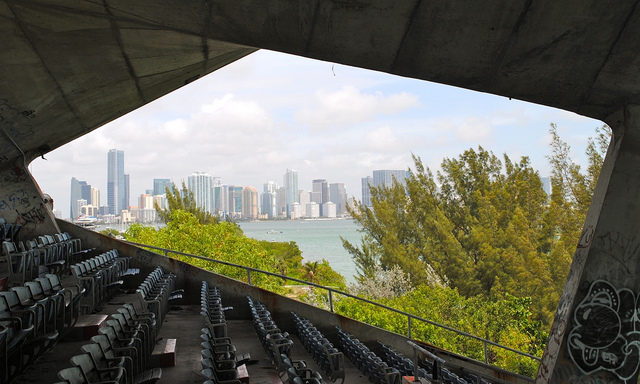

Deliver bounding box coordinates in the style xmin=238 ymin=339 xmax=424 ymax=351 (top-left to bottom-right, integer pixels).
xmin=344 ymin=125 xmax=611 ymax=329
xmin=99 ymin=228 xmax=123 ymax=238
xmin=125 ymin=210 xmax=345 ymax=292
xmin=155 ymin=182 xmax=218 ymax=225
xmin=334 ymin=285 xmax=546 ymax=376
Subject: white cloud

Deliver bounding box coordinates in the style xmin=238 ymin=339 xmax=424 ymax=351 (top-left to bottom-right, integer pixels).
xmin=295 ymin=86 xmax=419 ymax=130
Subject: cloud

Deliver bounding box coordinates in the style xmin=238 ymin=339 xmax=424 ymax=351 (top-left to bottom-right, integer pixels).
xmin=295 ymin=86 xmax=419 ymax=130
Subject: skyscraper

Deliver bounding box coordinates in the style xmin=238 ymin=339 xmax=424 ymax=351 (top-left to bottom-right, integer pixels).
xmin=228 ymin=186 xmax=243 ymax=216
xmin=312 ymin=179 xmax=329 ymax=215
xmin=242 ymin=186 xmax=258 ymax=219
xmin=329 ymin=183 xmax=347 ymax=216
xmin=70 ymin=177 xmax=91 ymax=219
xmin=361 ymin=176 xmax=373 ymax=207
xmin=261 ymin=181 xmax=278 ymax=219
xmin=107 ymin=149 xmax=125 ymax=214
xmin=187 ymin=172 xmax=214 ymax=213
xmin=372 ymin=170 xmax=407 ymax=189
xmin=153 ymin=178 xmax=171 ymax=195
xmin=123 ymin=174 xmax=130 ymax=210
xmin=90 ymin=187 xmax=100 ymax=207
xmin=284 ymin=169 xmax=299 ymax=217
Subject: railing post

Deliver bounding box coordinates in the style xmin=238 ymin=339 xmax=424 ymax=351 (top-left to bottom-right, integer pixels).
xmin=328 ymin=289 xmax=333 ymax=312
xmin=483 ymin=341 xmax=488 ymax=364
xmin=247 ymin=269 xmax=252 ymax=285
xmin=408 ymin=315 xmax=412 ymax=339
xmin=164 ymin=249 xmax=168 ymax=257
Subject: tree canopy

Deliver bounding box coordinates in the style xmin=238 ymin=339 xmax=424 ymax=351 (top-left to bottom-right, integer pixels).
xmin=343 ymin=124 xmax=611 ymax=327
xmin=155 ymin=182 xmax=219 ymax=225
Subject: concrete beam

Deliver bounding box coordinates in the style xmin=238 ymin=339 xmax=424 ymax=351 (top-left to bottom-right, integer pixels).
xmin=538 ymin=105 xmax=640 ymax=383
xmin=0 ymin=160 xmax=59 ymax=239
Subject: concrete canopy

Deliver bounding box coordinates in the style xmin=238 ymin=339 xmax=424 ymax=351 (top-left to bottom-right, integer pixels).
xmin=2 ymin=0 xmax=639 ymax=164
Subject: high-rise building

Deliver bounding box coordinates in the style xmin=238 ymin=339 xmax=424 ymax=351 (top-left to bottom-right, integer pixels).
xmin=187 ymin=172 xmax=214 ymax=213
xmin=70 ymin=177 xmax=91 ymax=219
xmin=75 ymin=199 xmax=87 ymax=218
xmin=312 ymin=179 xmax=329 ymax=215
xmin=153 ymin=178 xmax=171 ymax=196
xmin=299 ymin=190 xmax=310 ymax=206
xmin=361 ymin=176 xmax=373 ymax=207
xmin=107 ymin=149 xmax=125 ymax=214
xmin=242 ymin=186 xmax=258 ymax=219
xmin=90 ymin=187 xmax=100 ymax=207
xmin=123 ymin=174 xmax=130 ymax=211
xmin=372 ymin=170 xmax=407 ymax=189
xmin=228 ymin=186 xmax=243 ymax=216
xmin=284 ymin=169 xmax=299 ymax=217
xmin=261 ymin=181 xmax=278 ymax=219
xmin=306 ymin=202 xmax=320 ymax=218
xmin=541 ymin=176 xmax=552 ymax=196
xmin=329 ymin=183 xmax=347 ymax=216
xmin=276 ymin=187 xmax=287 ymax=217
xmin=153 ymin=194 xmax=168 ymax=210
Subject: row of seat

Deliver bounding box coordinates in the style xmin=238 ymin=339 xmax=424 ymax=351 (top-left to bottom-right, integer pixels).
xmin=336 ymin=327 xmax=401 ymax=384
xmin=247 ymin=296 xmax=323 ymax=384
xmin=291 ymin=312 xmax=345 ymax=383
xmin=200 ymin=282 xmax=249 ymax=384
xmin=379 ymin=343 xmax=485 ymax=384
xmin=0 ymin=273 xmax=82 ymax=382
xmin=55 ymin=301 xmax=163 ymax=383
xmin=0 ymin=219 xmax=20 ymax=244
xmin=2 ymin=232 xmax=92 ymax=286
xmin=136 ymin=267 xmax=181 ymax=326
xmin=70 ymin=250 xmax=132 ymax=314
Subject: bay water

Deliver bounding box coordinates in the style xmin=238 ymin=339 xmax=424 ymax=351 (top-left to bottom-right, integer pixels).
xmin=238 ymin=219 xmax=363 ymax=282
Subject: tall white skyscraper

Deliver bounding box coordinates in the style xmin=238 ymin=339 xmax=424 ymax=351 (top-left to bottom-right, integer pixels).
xmin=107 ymin=149 xmax=125 ymax=214
xmin=90 ymin=187 xmax=100 ymax=207
xmin=187 ymin=171 xmax=214 ymax=213
xmin=284 ymin=169 xmax=299 ymax=217
xmin=261 ymin=181 xmax=278 ymax=219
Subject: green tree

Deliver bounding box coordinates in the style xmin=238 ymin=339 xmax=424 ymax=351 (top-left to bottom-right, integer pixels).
xmin=155 ymin=182 xmax=218 ymax=225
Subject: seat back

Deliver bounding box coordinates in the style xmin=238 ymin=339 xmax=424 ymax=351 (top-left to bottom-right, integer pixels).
xmin=69 ymin=353 xmax=95 ymax=382
xmin=56 ymin=366 xmax=85 ymax=384
xmin=90 ymin=334 xmax=115 ymax=359
xmin=80 ymin=343 xmax=110 ymax=370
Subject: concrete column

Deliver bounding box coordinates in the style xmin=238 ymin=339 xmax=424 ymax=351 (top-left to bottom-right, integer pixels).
xmin=539 ymin=105 xmax=640 ymax=383
xmin=0 ymin=160 xmax=59 ymax=240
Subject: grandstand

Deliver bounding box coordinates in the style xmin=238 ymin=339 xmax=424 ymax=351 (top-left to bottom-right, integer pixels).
xmin=2 ymin=1 xmax=640 ymax=382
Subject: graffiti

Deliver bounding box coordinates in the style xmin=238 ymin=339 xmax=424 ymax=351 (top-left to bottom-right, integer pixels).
xmin=0 ymin=189 xmax=29 ymax=211
xmin=0 ymin=155 xmax=8 ymax=162
xmin=0 ymin=167 xmax=27 ymax=184
xmin=578 ymin=225 xmax=595 ymax=248
xmin=15 ymin=205 xmax=46 ymax=226
xmin=567 ymin=280 xmax=640 ymax=383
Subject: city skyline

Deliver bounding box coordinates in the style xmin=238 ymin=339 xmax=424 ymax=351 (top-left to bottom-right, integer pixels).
xmin=35 ymin=50 xmax=602 ymax=219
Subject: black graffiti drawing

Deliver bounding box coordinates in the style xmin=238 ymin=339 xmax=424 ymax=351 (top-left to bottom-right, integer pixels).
xmin=0 ymin=99 xmax=35 ymax=139
xmin=568 ymin=280 xmax=640 ymax=382
xmin=15 ymin=205 xmax=46 ymax=226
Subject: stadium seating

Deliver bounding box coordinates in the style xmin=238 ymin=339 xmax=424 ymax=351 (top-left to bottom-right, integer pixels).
xmin=336 ymin=327 xmax=401 ymax=384
xmin=291 ymin=311 xmax=345 ymax=383
xmin=248 ymin=296 xmax=323 ymax=384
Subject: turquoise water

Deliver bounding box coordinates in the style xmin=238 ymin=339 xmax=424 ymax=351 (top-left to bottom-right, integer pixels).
xmin=238 ymin=219 xmax=363 ymax=282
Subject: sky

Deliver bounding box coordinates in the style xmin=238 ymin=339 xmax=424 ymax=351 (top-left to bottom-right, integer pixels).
xmin=29 ymin=50 xmax=604 ymax=219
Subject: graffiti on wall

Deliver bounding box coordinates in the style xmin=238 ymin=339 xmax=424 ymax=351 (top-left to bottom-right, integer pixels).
xmin=568 ymin=280 xmax=640 ymax=382
xmin=15 ymin=204 xmax=47 ymax=226
xmin=0 ymin=189 xmax=29 ymax=211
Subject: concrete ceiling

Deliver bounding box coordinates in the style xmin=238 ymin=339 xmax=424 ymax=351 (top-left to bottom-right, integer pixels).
xmin=1 ymin=0 xmax=639 ymax=164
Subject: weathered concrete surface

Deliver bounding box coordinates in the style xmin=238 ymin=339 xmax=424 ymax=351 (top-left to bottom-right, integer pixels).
xmin=2 ymin=1 xmax=640 ymax=167
xmin=537 ymin=106 xmax=640 ymax=383
xmin=0 ymin=161 xmax=58 ymax=239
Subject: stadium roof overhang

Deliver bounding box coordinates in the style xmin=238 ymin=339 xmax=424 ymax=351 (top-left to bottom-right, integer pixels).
xmin=2 ymin=0 xmax=639 ymax=164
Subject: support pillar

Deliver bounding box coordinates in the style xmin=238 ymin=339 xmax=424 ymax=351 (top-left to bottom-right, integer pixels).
xmin=539 ymin=105 xmax=640 ymax=383
xmin=0 ymin=160 xmax=59 ymax=240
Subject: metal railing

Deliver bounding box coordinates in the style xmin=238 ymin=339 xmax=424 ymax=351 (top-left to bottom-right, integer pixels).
xmin=126 ymin=241 xmax=541 ymax=367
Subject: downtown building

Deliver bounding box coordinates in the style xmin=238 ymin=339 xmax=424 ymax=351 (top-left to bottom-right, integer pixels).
xmin=284 ymin=169 xmax=298 ymax=217
xmin=69 ymin=177 xmax=91 ymax=219
xmin=107 ymin=149 xmax=129 ymax=215
xmin=187 ymin=171 xmax=214 ymax=213
xmin=329 ymin=183 xmax=347 ymax=217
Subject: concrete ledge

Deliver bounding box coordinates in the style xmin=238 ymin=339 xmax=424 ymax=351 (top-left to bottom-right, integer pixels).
xmin=68 ymin=314 xmax=108 ymax=340
xmin=151 ymin=338 xmax=176 ymax=367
